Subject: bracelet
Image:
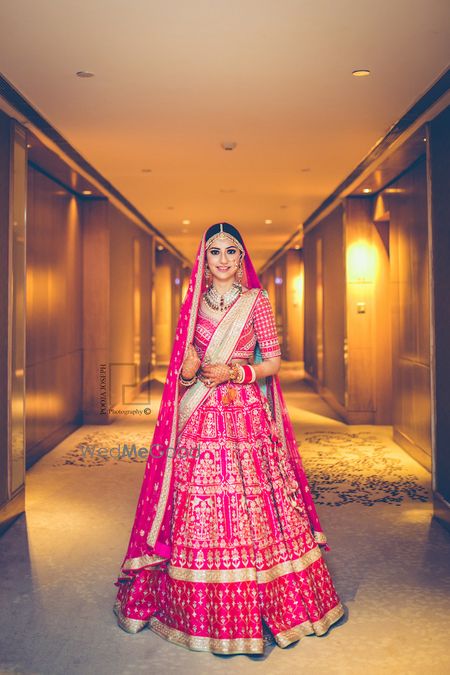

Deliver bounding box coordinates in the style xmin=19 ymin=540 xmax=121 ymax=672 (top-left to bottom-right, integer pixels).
xmin=179 ymin=371 xmax=197 ymax=387
xmin=228 ymin=363 xmax=257 ymax=384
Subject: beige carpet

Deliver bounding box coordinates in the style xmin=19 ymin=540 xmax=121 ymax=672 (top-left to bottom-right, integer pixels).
xmin=1 ymin=364 xmax=450 ymax=675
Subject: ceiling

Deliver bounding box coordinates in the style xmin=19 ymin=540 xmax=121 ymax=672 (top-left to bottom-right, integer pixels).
xmin=0 ymin=0 xmax=449 ymax=268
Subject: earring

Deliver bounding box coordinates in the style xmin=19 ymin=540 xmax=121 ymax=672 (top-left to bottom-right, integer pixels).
xmin=236 ymin=260 xmax=243 ymax=282
xmin=205 ymin=264 xmax=212 ymax=288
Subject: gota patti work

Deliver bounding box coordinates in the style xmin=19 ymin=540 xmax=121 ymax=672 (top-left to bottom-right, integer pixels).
xmin=113 ymin=226 xmax=344 ymax=654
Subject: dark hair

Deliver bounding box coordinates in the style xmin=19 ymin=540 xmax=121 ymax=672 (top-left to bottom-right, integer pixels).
xmin=205 ymin=222 xmax=244 ymax=248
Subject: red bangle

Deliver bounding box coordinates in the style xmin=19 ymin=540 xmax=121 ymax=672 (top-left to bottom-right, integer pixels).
xmin=242 ymin=365 xmax=253 ymax=384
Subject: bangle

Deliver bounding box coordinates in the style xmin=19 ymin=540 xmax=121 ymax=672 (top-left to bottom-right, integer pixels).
xmin=179 ymin=372 xmax=197 ymax=387
xmin=242 ymin=365 xmax=252 ymax=384
xmin=248 ymin=365 xmax=256 ymax=383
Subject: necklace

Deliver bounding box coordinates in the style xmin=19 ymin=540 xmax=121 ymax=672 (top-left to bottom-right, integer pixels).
xmin=204 ymin=281 xmax=242 ymax=312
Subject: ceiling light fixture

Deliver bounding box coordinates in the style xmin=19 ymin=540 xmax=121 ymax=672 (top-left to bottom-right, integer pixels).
xmin=76 ymin=70 xmax=95 ymax=78
xmin=352 ymin=69 xmax=371 ymax=77
xmin=182 ymin=219 xmax=191 ymax=225
xmin=26 ymin=143 xmax=32 ymax=149
xmin=82 ymin=189 xmax=93 ymax=195
xmin=221 ymin=142 xmax=237 ymax=151
xmin=157 ymin=244 xmax=165 ymax=251
xmin=362 ymin=188 xmax=372 ymax=194
xmin=265 ymin=219 xmax=272 ymax=225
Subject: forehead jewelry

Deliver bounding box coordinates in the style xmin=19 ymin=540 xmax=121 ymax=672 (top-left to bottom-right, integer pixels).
xmin=205 ymin=223 xmax=244 ymax=254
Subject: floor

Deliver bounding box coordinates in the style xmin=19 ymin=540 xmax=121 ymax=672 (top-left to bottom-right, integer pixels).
xmin=1 ymin=363 xmax=450 ymax=675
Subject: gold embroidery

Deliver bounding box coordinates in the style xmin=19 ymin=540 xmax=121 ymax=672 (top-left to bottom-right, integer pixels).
xmin=275 ymin=603 xmax=345 ymax=647
xmin=177 ymin=289 xmax=259 ymax=436
xmin=113 ymin=600 xmax=149 ymax=634
xmin=167 ymin=545 xmax=322 ymax=583
xmin=147 ymin=238 xmax=207 ymax=548
xmin=148 ymin=616 xmax=265 ymax=654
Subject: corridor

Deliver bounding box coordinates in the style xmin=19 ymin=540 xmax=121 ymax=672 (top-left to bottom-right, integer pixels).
xmin=1 ymin=364 xmax=449 ymax=675
xmin=1 ymin=2 xmax=450 ymax=673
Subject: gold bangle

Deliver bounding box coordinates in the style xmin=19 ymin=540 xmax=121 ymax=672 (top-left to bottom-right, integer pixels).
xmin=179 ymin=372 xmax=197 ymax=386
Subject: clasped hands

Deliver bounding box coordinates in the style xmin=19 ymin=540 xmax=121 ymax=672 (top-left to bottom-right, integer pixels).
xmin=181 ymin=343 xmax=232 ymax=388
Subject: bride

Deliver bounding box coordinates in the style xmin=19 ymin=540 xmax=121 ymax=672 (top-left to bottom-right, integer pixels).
xmin=113 ymin=222 xmax=344 ymax=654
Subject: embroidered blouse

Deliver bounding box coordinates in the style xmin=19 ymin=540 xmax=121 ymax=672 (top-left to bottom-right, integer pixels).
xmin=194 ymin=289 xmax=281 ymax=362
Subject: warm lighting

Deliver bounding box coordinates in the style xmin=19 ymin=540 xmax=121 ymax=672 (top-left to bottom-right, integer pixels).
xmin=293 ymin=272 xmax=304 ymax=307
xmin=265 ymin=219 xmax=272 ymax=225
xmin=362 ymin=188 xmax=372 ymax=194
xmin=182 ymin=219 xmax=191 ymax=225
xmin=347 ymin=240 xmax=377 ymax=283
xmin=274 ymin=276 xmax=283 ymax=285
xmin=352 ymin=69 xmax=371 ymax=77
xmin=384 ymin=188 xmax=405 ymax=194
xmin=26 ymin=143 xmax=32 ymax=149
xmin=174 ymin=277 xmax=181 ymax=285
xmin=294 ymin=244 xmax=301 ymax=250
xmin=82 ymin=190 xmax=92 ymax=195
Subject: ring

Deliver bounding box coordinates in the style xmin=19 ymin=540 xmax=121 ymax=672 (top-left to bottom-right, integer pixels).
xmin=207 ymin=379 xmax=211 ymax=385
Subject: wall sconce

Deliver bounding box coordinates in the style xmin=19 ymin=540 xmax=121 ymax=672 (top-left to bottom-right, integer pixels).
xmin=293 ymin=273 xmax=304 ymax=307
xmin=346 ymin=239 xmax=377 ymax=283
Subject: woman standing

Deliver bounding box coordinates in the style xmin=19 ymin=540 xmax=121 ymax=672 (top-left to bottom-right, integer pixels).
xmin=113 ymin=222 xmax=344 ymax=654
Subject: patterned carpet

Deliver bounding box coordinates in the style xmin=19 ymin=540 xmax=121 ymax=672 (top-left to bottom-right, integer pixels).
xmin=1 ymin=373 xmax=449 ymax=675
xmin=52 ymin=428 xmax=429 ymax=508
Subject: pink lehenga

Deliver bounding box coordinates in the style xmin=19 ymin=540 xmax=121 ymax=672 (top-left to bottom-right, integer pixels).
xmin=113 ymin=226 xmax=344 ymax=654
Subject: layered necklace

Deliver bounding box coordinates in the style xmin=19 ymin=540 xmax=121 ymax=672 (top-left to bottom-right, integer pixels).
xmin=204 ymin=281 xmax=242 ymax=312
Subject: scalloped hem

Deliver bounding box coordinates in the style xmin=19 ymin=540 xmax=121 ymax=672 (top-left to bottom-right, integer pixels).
xmin=113 ymin=600 xmax=345 ymax=654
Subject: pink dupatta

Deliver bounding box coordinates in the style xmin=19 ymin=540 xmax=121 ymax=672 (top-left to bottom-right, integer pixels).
xmin=115 ymin=225 xmax=327 ymax=587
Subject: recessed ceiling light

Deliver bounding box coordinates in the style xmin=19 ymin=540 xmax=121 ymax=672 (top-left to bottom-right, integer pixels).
xmin=182 ymin=219 xmax=191 ymax=225
xmin=294 ymin=244 xmax=301 ymax=250
xmin=362 ymin=188 xmax=372 ymax=194
xmin=26 ymin=143 xmax=32 ymax=149
xmin=221 ymin=142 xmax=237 ymax=151
xmin=264 ymin=219 xmax=272 ymax=225
xmin=352 ymin=69 xmax=371 ymax=77
xmin=142 ymin=168 xmax=152 ymax=173
xmin=76 ymin=70 xmax=95 ymax=78
xmin=82 ymin=189 xmax=93 ymax=195
xmin=423 ymin=137 xmax=427 ymax=142
xmin=157 ymin=244 xmax=164 ymax=251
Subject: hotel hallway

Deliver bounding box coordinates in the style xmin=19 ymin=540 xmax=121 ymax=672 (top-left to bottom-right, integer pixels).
xmin=1 ymin=364 xmax=449 ymax=675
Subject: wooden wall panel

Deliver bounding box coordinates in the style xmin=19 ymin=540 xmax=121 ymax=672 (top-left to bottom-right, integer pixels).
xmin=26 ymin=167 xmax=83 ymax=463
xmin=388 ymin=157 xmax=431 ymax=468
xmin=108 ymin=203 xmax=153 ymax=408
xmin=428 ymin=107 xmax=450 ymax=522
xmin=303 ymin=205 xmax=345 ymax=408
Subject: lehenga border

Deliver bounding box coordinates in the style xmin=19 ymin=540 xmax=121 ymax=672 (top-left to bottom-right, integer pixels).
xmin=148 ymin=616 xmax=265 ymax=654
xmin=145 ymin=602 xmax=345 ymax=654
xmin=167 ymin=545 xmax=322 ymax=583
